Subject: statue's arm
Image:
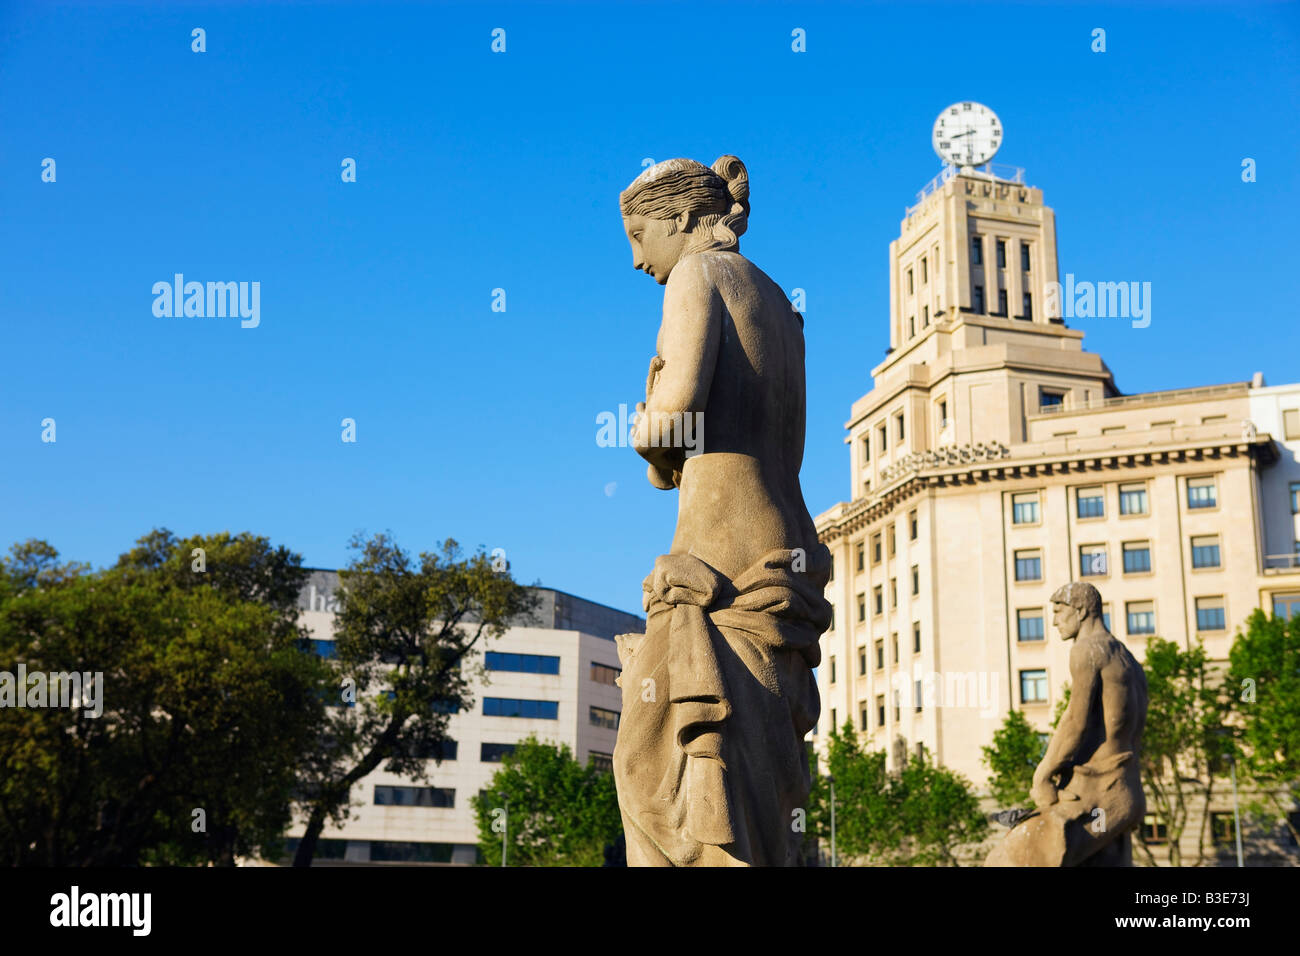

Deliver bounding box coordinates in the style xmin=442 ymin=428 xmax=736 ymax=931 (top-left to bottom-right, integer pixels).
xmin=633 ymin=256 xmax=722 ymax=471
xmin=1031 ymin=647 xmax=1101 ymax=806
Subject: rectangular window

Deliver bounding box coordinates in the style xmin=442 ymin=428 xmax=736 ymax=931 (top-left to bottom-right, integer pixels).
xmin=1079 ymin=544 xmax=1108 ymax=577
xmin=860 ymin=705 xmax=869 ymax=731
xmin=857 ymin=592 xmax=866 ymax=623
xmin=829 ymin=656 xmax=837 ymax=684
xmin=911 ymin=565 xmax=919 ymax=596
xmin=909 ymin=316 xmax=915 ymax=337
xmin=1196 ymin=596 xmax=1226 ymax=632
xmin=310 ymin=639 xmax=337 ymax=659
xmin=997 ymin=288 xmax=1008 ymax=315
xmin=896 ymin=412 xmax=906 ymax=444
xmin=484 ymin=697 xmax=558 ymax=720
xmin=890 ymin=578 xmax=898 ymax=608
xmin=937 ymin=400 xmax=948 ymax=429
xmin=872 ymin=533 xmax=882 ymax=565
xmin=1210 ymin=812 xmax=1237 ymax=845
xmin=996 ymin=239 xmax=1006 ymax=268
xmin=485 ymin=651 xmax=560 ymax=675
xmin=1017 ymin=609 xmax=1045 ymax=642
xmin=915 ymin=679 xmax=923 ymax=713
xmin=1187 ymin=477 xmax=1217 ymax=509
xmin=875 ymin=639 xmax=885 ymax=670
xmin=1020 ymin=669 xmax=1048 ymax=703
xmin=1021 ymin=242 xmax=1031 ymax=271
xmin=1142 ymin=814 xmax=1168 ymax=845
xmin=973 ymin=285 xmax=985 ymax=313
xmin=860 ymin=435 xmax=870 ymax=463
xmin=859 ymin=646 xmax=867 ymax=676
xmin=971 ymin=235 xmax=982 ymax=265
xmin=589 ymin=751 xmax=613 ymax=773
xmin=374 ymin=785 xmax=455 ymax=808
xmin=909 ymin=509 xmax=918 ymax=539
xmin=1102 ymin=603 xmax=1111 ymax=632
xmin=1273 ymin=593 xmax=1300 ymax=619
xmin=1038 ymin=388 xmax=1065 ymax=411
xmin=907 ymin=269 xmax=914 ymax=294
xmin=1023 ymin=292 xmax=1032 ymax=319
xmin=1077 ymin=486 xmax=1105 ymax=519
xmin=894 ymin=691 xmax=900 ymax=722
xmin=1014 ymin=549 xmax=1042 ymax=582
xmin=412 ymin=738 xmax=457 ymax=761
xmin=830 ymin=708 xmax=836 ymax=730
xmin=912 ymin=621 xmax=921 ymax=653
xmin=892 ymin=633 xmax=899 ymax=663
xmin=1122 ymin=541 xmax=1152 ymax=574
xmin=873 ymin=586 xmax=883 ymax=615
xmin=1126 ymin=601 xmax=1155 ymax=636
xmin=1119 ymin=483 xmax=1148 ymax=515
xmin=1012 ymin=492 xmax=1040 ymax=525
xmin=589 ymin=706 xmax=621 ymax=730
xmin=856 ymin=542 xmax=865 ymax=571
xmin=1292 ymin=483 xmax=1300 ymax=514
xmin=1284 ymin=409 xmax=1300 ymax=440
xmin=921 ymin=257 xmax=928 ymax=283
xmin=1191 ymin=535 xmax=1221 ymax=569
xmin=369 ymin=841 xmax=455 ymax=863
xmin=878 ymin=423 xmax=887 ymax=453
xmin=480 ymin=742 xmax=516 ymax=762
xmin=922 ymin=305 xmax=929 ymax=327
xmin=888 ymin=524 xmax=897 ymax=556
xmin=876 ymin=695 xmax=885 ymax=728
xmin=590 ymin=662 xmax=621 ymax=685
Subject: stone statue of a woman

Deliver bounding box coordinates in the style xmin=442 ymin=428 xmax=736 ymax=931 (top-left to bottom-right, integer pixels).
xmin=613 ymin=155 xmax=831 ymax=866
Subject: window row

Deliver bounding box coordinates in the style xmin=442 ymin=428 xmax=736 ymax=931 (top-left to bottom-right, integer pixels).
xmin=1008 ymin=478 xmax=1220 ymax=526
xmin=485 ymin=651 xmax=561 ymax=675
xmin=1014 ymin=596 xmax=1229 ymax=641
xmin=970 ymin=235 xmax=1033 ymax=272
xmin=828 ymin=624 xmax=923 ymax=684
xmin=1016 ymin=535 xmax=1224 ymax=582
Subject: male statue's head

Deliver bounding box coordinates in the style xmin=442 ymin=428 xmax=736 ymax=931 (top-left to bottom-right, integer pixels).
xmin=620 ymin=155 xmax=750 ymax=284
xmin=1050 ymin=581 xmax=1105 ymax=641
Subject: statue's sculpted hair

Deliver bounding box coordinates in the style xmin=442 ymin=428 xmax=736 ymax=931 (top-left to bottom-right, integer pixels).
xmin=1050 ymin=581 xmax=1104 ymax=623
xmin=620 ymin=155 xmax=750 ymax=253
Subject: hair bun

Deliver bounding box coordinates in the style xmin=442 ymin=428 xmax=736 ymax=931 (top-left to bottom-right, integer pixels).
xmin=711 ymin=155 xmax=749 ymax=206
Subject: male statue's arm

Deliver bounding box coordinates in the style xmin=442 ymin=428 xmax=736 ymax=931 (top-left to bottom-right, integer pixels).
xmin=1031 ymin=647 xmax=1101 ymax=808
xmin=633 ymin=256 xmax=722 ymax=480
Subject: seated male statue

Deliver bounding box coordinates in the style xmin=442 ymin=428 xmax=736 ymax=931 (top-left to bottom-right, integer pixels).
xmin=986 ymin=581 xmax=1148 ymax=867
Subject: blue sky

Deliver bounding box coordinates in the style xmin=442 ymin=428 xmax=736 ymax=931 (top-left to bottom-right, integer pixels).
xmin=2 ymin=1 xmax=1297 ymax=615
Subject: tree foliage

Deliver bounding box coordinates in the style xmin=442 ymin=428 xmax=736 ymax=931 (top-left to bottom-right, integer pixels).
xmin=1227 ymin=609 xmax=1300 ymax=846
xmin=982 ymin=710 xmax=1046 ymax=809
xmin=0 ymin=531 xmax=326 ymax=865
xmin=471 ymin=736 xmax=622 ymax=866
xmin=809 ymin=722 xmax=987 ymax=865
xmin=291 ymin=532 xmax=537 ymax=866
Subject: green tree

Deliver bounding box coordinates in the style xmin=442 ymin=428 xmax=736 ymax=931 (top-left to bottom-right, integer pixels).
xmin=0 ymin=531 xmax=326 ymax=865
xmin=1227 ymin=609 xmax=1300 ymax=846
xmin=471 ymin=736 xmax=622 ymax=866
xmin=1136 ymin=637 xmax=1231 ymax=866
xmin=810 ymin=723 xmax=987 ymax=865
xmin=982 ymin=710 xmax=1046 ymax=808
xmin=292 ymin=533 xmax=537 ymax=867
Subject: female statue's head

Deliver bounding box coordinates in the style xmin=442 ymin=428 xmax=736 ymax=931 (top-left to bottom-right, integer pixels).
xmin=620 ymin=155 xmax=750 ymax=284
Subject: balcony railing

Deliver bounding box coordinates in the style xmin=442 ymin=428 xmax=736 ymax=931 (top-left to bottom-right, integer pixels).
xmin=1033 ymin=382 xmax=1250 ymax=416
xmin=1264 ymin=554 xmax=1300 ymax=572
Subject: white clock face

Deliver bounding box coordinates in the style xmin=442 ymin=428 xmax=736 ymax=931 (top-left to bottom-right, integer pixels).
xmin=932 ymin=102 xmax=1002 ymax=166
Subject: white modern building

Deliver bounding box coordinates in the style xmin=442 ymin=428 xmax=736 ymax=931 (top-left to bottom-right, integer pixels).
xmin=285 ymin=571 xmax=642 ymax=864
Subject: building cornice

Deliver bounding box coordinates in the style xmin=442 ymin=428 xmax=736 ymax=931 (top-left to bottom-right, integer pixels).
xmin=817 ymin=431 xmax=1279 ymax=544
